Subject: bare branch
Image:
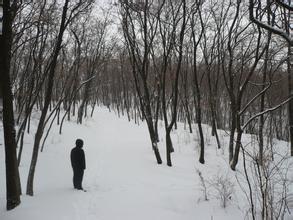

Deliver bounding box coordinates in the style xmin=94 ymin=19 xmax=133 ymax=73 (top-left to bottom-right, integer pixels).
xmin=242 ymin=95 xmax=293 ymax=130
xmin=249 ymin=0 xmax=293 ymax=45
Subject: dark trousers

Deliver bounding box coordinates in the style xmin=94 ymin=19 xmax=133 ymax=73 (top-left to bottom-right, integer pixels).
xmin=73 ymin=168 xmax=84 ymax=189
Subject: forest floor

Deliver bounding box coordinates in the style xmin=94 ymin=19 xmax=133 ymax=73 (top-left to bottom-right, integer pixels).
xmin=1 ymin=107 xmax=293 ymax=220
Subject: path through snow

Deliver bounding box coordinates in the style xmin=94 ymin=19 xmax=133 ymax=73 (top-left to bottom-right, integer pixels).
xmin=0 ymin=108 xmax=243 ymax=220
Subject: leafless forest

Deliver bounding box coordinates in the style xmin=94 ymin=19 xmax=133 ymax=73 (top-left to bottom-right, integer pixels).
xmin=1 ymin=0 xmax=293 ymax=218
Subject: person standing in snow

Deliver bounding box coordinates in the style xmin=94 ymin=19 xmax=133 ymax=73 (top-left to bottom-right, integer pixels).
xmin=70 ymin=139 xmax=86 ymax=190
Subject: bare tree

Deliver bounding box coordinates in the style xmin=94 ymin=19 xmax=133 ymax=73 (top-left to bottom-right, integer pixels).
xmin=249 ymin=0 xmax=293 ymax=156
xmin=77 ymin=15 xmax=111 ymax=124
xmin=190 ymin=0 xmax=206 ymax=164
xmin=0 ymin=0 xmax=21 ymax=210
xmin=26 ymin=0 xmax=94 ymax=196
xmin=157 ymin=0 xmax=187 ymax=166
xmin=119 ymin=0 xmax=163 ymax=164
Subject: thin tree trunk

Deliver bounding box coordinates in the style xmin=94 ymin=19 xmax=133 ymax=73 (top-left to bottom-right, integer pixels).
xmin=229 ymin=110 xmax=236 ymax=162
xmin=259 ymin=33 xmax=271 ymax=165
xmin=26 ymin=0 xmax=70 ymax=196
xmin=288 ymin=45 xmax=293 ymax=156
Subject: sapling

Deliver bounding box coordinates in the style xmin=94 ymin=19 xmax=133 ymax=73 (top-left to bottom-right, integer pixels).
xmin=196 ymin=169 xmax=208 ymax=201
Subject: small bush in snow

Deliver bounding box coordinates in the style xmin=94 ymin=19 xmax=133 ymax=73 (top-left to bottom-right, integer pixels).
xmin=210 ymin=173 xmax=234 ymax=208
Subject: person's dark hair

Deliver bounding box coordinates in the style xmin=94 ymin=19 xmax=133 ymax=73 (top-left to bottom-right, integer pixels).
xmin=76 ymin=139 xmax=84 ymax=148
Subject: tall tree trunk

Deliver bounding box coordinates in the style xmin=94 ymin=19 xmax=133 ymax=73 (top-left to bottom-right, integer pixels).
xmin=163 ymin=0 xmax=187 ymax=166
xmin=0 ymin=0 xmax=21 ymax=210
xmin=26 ymin=0 xmax=70 ymax=196
xmin=259 ymin=32 xmax=271 ymax=165
xmin=190 ymin=2 xmax=205 ymax=164
xmin=192 ymin=48 xmax=205 ymax=164
xmin=121 ymin=0 xmax=163 ymax=164
xmin=288 ymin=45 xmax=293 ymax=156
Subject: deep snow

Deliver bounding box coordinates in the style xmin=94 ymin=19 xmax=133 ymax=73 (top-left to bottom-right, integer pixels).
xmin=0 ymin=107 xmax=292 ymax=219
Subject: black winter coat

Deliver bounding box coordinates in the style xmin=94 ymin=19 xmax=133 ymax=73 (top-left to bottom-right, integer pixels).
xmin=71 ymin=147 xmax=86 ymax=170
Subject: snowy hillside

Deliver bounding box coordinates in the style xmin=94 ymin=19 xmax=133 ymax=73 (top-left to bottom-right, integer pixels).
xmin=1 ymin=107 xmax=293 ymax=220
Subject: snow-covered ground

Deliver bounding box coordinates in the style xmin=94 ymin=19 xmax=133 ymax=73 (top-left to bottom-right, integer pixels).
xmin=0 ymin=107 xmax=293 ymax=219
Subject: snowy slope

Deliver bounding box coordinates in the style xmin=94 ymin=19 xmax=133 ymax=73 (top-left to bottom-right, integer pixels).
xmin=0 ymin=107 xmax=292 ymax=219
